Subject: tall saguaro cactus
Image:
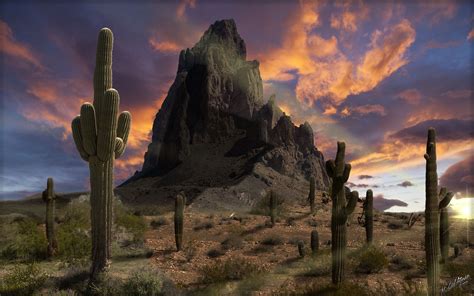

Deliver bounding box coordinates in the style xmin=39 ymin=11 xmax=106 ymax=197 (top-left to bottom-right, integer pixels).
xmin=424 ymin=128 xmax=452 ymax=295
xmin=439 ymin=187 xmax=454 ymax=264
xmin=42 ymin=178 xmax=58 ymax=257
xmin=174 ymin=193 xmax=185 ymax=251
xmin=71 ymin=28 xmax=131 ymax=278
xmin=308 ymin=176 xmax=316 ymax=214
xmin=364 ymin=189 xmax=373 ymax=244
xmin=326 ymin=142 xmax=358 ymax=285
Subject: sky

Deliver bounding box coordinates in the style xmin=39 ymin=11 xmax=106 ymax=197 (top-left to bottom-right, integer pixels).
xmin=0 ymin=0 xmax=472 ymax=215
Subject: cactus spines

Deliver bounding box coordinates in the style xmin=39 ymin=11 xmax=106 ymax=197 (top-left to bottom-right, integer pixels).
xmin=174 ymin=192 xmax=186 ymax=251
xmin=71 ymin=28 xmax=131 ymax=278
xmin=423 ymin=128 xmax=453 ymax=295
xmin=311 ymin=230 xmax=319 ymax=255
xmin=364 ymin=189 xmax=374 ymax=244
xmin=270 ymin=190 xmax=277 ymax=227
xmin=308 ymin=176 xmax=316 ymax=214
xmin=42 ymin=178 xmax=58 ymax=257
xmin=298 ymin=241 xmax=306 ymax=257
xmin=439 ymin=187 xmax=454 ymax=264
xmin=326 ymin=142 xmax=358 ymax=285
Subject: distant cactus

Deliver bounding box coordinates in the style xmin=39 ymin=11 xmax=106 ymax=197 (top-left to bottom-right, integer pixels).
xmin=311 ymin=230 xmax=319 ymax=255
xmin=439 ymin=187 xmax=454 ymax=264
xmin=424 ymin=128 xmax=453 ymax=296
xmin=175 ymin=193 xmax=186 ymax=251
xmin=326 ymin=142 xmax=358 ymax=285
xmin=364 ymin=190 xmax=373 ymax=244
xmin=42 ymin=177 xmax=58 ymax=257
xmin=269 ymin=191 xmax=277 ymax=227
xmin=308 ymin=176 xmax=316 ymax=214
xmin=71 ymin=28 xmax=131 ymax=278
xmin=298 ymin=241 xmax=305 ymax=257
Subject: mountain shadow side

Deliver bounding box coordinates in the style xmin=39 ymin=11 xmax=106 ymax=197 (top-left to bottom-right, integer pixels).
xmin=119 ymin=19 xmax=330 ymax=211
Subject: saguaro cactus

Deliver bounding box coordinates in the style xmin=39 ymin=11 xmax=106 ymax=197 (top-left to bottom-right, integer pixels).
xmin=71 ymin=28 xmax=131 ymax=278
xmin=311 ymin=230 xmax=319 ymax=255
xmin=269 ymin=191 xmax=277 ymax=227
xmin=364 ymin=189 xmax=373 ymax=244
xmin=308 ymin=176 xmax=316 ymax=214
xmin=424 ymin=128 xmax=453 ymax=295
xmin=439 ymin=187 xmax=454 ymax=264
xmin=298 ymin=241 xmax=306 ymax=257
xmin=174 ymin=193 xmax=185 ymax=251
xmin=326 ymin=142 xmax=358 ymax=285
xmin=42 ymin=178 xmax=58 ymax=257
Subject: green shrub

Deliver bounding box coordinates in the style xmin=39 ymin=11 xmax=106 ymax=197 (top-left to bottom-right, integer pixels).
xmin=121 ymin=268 xmax=164 ymax=296
xmin=87 ymin=273 xmax=123 ymax=296
xmin=0 ymin=263 xmax=47 ymax=295
xmin=250 ymin=192 xmax=286 ymax=216
xmin=0 ymin=218 xmax=47 ymax=261
xmin=389 ymin=254 xmax=415 ymax=271
xmin=115 ymin=201 xmax=147 ymax=243
xmin=56 ymin=198 xmax=91 ymax=264
xmin=200 ymin=257 xmax=266 ymax=284
xmin=221 ymin=234 xmax=243 ymax=250
xmin=355 ymin=246 xmax=388 ymax=274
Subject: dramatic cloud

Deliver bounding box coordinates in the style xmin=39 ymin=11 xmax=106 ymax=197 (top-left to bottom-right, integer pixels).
xmin=0 ymin=20 xmax=43 ymax=68
xmin=340 ymin=104 xmax=386 ymax=117
xmin=440 ymin=154 xmax=474 ymax=198
xmin=389 ymin=119 xmax=474 ymax=143
xmin=397 ymin=89 xmax=421 ymax=105
xmin=468 ymin=29 xmax=474 ymax=41
xmin=397 ymin=181 xmax=414 ymax=187
xmin=373 ymin=194 xmax=408 ymax=211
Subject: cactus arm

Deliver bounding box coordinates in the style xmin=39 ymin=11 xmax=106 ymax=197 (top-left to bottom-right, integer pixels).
xmin=439 ymin=191 xmax=454 ymax=210
xmin=342 ymin=164 xmax=351 ymax=183
xmin=326 ymin=160 xmax=336 ymax=178
xmin=344 ymin=191 xmax=358 ymax=216
xmin=71 ymin=116 xmax=89 ymax=161
xmin=80 ymin=103 xmax=97 ymax=155
xmin=115 ymin=111 xmax=131 ymax=158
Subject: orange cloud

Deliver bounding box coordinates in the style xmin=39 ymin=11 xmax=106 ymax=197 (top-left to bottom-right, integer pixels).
xmin=398 ymin=88 xmax=421 ymax=105
xmin=468 ymin=29 xmax=474 ymax=41
xmin=176 ymin=0 xmax=196 ymax=20
xmin=149 ymin=38 xmax=181 ymax=53
xmin=341 ymin=104 xmax=386 ymax=117
xmin=0 ymin=20 xmax=43 ymax=68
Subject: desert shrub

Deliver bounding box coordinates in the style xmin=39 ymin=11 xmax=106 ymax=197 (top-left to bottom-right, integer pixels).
xmin=150 ymin=217 xmax=168 ymax=229
xmin=355 ymin=246 xmax=388 ymax=274
xmin=276 ymin=281 xmax=371 ymax=296
xmin=286 ymin=217 xmax=296 ymax=226
xmin=207 ymin=248 xmax=225 ymax=258
xmin=389 ymin=254 xmax=415 ymax=271
xmin=193 ymin=221 xmax=214 ymax=231
xmin=443 ymin=258 xmax=474 ymax=279
xmin=200 ymin=257 xmax=266 ymax=284
xmin=0 ymin=263 xmax=47 ymax=295
xmin=387 ymin=220 xmax=404 ymax=229
xmin=221 ymin=234 xmax=243 ymax=250
xmin=0 ymin=218 xmax=47 ymax=261
xmin=261 ymin=235 xmax=283 ymax=246
xmin=121 ymin=268 xmax=164 ymax=296
xmin=115 ymin=201 xmax=147 ymax=243
xmin=56 ymin=198 xmax=91 ymax=264
xmin=306 ymin=219 xmax=318 ymax=227
xmin=87 ymin=273 xmax=123 ymax=296
xmin=56 ymin=267 xmax=90 ymax=291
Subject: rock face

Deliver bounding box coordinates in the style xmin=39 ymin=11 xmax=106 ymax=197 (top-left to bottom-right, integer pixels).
xmin=128 ymin=19 xmax=330 ymax=193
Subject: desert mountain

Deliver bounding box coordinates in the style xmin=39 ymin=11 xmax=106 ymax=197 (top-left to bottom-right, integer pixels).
xmin=120 ymin=19 xmax=330 ymax=211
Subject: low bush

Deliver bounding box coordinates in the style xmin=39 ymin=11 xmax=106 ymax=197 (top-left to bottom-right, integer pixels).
xmin=115 ymin=201 xmax=148 ymax=243
xmin=355 ymin=246 xmax=388 ymax=274
xmin=207 ymin=248 xmax=225 ymax=258
xmin=200 ymin=257 xmax=266 ymax=284
xmin=389 ymin=254 xmax=415 ymax=271
xmin=0 ymin=218 xmax=47 ymax=261
xmin=261 ymin=235 xmax=283 ymax=246
xmin=193 ymin=222 xmax=214 ymax=231
xmin=250 ymin=192 xmax=286 ymax=217
xmin=121 ymin=268 xmax=164 ymax=296
xmin=221 ymin=235 xmax=243 ymax=250
xmin=0 ymin=263 xmax=47 ymax=295
xmin=150 ymin=217 xmax=168 ymax=229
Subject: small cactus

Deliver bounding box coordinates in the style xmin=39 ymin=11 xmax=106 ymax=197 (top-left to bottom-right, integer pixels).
xmin=71 ymin=28 xmax=131 ymax=278
xmin=42 ymin=178 xmax=58 ymax=257
xmin=326 ymin=142 xmax=358 ymax=285
xmin=308 ymin=176 xmax=316 ymax=214
xmin=311 ymin=230 xmax=319 ymax=255
xmin=298 ymin=241 xmax=306 ymax=257
xmin=364 ymin=190 xmax=373 ymax=244
xmin=424 ymin=128 xmax=453 ymax=296
xmin=439 ymin=187 xmax=454 ymax=264
xmin=174 ymin=192 xmax=186 ymax=251
xmin=269 ymin=191 xmax=277 ymax=227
